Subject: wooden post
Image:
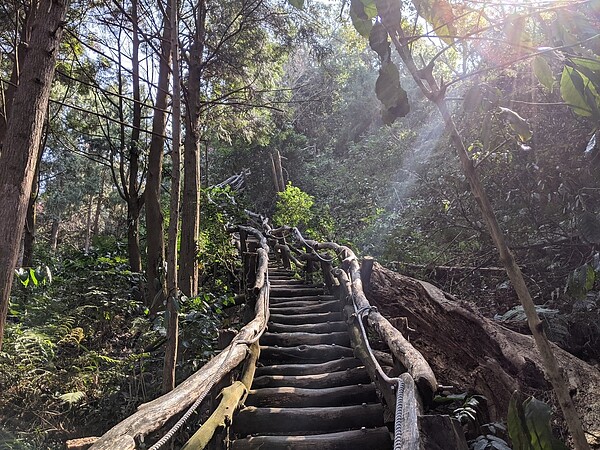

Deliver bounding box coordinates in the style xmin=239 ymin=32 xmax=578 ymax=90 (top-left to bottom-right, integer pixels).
xmin=360 ymin=256 xmax=375 ymax=293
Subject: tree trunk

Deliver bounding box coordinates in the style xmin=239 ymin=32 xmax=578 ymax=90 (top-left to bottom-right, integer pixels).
xmin=50 ymin=219 xmax=60 ymax=251
xmin=145 ymin=0 xmax=172 ymax=306
xmin=0 ymin=0 xmax=68 ymax=351
xmin=127 ymin=0 xmax=143 ymax=274
xmin=366 ymin=263 xmax=600 ymax=445
xmin=84 ymin=194 xmax=94 ymax=253
xmin=0 ymin=0 xmax=38 ymax=144
xmin=23 ymin=137 xmax=45 ymax=267
xmin=92 ymin=174 xmax=105 ymax=237
xmin=179 ymin=0 xmax=205 ymax=298
xmin=163 ymin=0 xmax=181 ymax=393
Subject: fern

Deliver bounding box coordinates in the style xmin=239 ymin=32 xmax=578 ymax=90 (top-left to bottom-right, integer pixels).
xmin=58 ymin=391 xmax=86 ymax=404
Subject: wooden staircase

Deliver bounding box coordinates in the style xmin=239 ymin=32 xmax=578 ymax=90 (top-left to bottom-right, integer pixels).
xmin=230 ymin=265 xmax=393 ymax=449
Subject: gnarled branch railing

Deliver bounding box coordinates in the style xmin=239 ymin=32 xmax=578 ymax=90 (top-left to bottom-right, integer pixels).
xmin=89 ymin=226 xmax=270 ymax=450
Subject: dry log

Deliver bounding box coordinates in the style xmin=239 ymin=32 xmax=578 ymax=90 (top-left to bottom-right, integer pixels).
xmin=89 ymin=288 xmax=270 ymax=449
xmin=397 ymin=372 xmax=420 ymax=450
xmin=251 ymin=366 xmax=370 ymax=389
xmin=246 ymin=384 xmax=377 ymax=407
xmin=180 ymin=343 xmax=260 ymax=449
xmin=252 ymin=248 xmax=268 ymax=294
xmin=267 ymin=320 xmax=347 ymax=334
xmin=65 ymin=437 xmax=99 ymax=450
xmin=230 ymin=427 xmax=392 ymax=450
xmin=232 ymin=404 xmax=385 ymax=435
xmin=254 ymin=357 xmax=361 ymax=377
xmin=368 ymin=263 xmax=600 ymax=445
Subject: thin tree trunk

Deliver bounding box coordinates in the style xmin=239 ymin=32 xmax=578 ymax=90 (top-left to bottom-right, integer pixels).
xmin=92 ymin=174 xmax=105 ymax=237
xmin=50 ymin=219 xmax=60 ymax=251
xmin=0 ymin=0 xmax=68 ymax=351
xmin=23 ymin=129 xmax=46 ymax=267
xmin=145 ymin=0 xmax=172 ymax=306
xmin=389 ymin=26 xmax=591 ymax=450
xmin=163 ymin=0 xmax=181 ymax=393
xmin=274 ymin=150 xmax=285 ymax=192
xmin=127 ymin=0 xmax=143 ymax=273
xmin=84 ymin=194 xmax=94 ymax=253
xmin=179 ymin=0 xmax=205 ymax=298
xmin=270 ymin=153 xmax=282 ymax=192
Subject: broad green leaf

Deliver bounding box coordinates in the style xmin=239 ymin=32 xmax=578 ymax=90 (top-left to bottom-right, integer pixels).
xmin=523 ymin=397 xmax=558 ymax=450
xmin=508 ymin=391 xmax=531 ymax=450
xmin=360 ymin=0 xmax=378 ymax=19
xmin=287 ymin=0 xmax=304 ymax=9
xmin=412 ymin=0 xmax=456 ymax=45
xmin=350 ymin=0 xmax=373 ymax=37
xmin=504 ymin=15 xmax=533 ymax=48
xmin=533 ymin=56 xmax=554 ymax=92
xmin=560 ymin=66 xmax=600 ymax=117
xmin=369 ymin=22 xmax=390 ymax=61
xmin=376 ymin=62 xmax=401 ymax=109
xmin=585 ymin=264 xmax=595 ymax=291
xmin=499 ymin=107 xmax=532 ymax=142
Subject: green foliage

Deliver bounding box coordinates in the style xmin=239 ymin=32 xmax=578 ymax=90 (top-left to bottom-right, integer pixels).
xmin=14 ymin=266 xmax=52 ymax=288
xmin=508 ymin=392 xmax=568 ymax=450
xmin=274 ymin=182 xmax=315 ymax=229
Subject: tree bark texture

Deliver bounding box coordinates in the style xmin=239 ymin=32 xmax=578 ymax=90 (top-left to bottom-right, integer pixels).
xmin=126 ymin=0 xmax=143 ymax=273
xmin=23 ymin=141 xmax=44 ymax=267
xmin=162 ymin=0 xmax=180 ymax=394
xmin=367 ymin=263 xmax=600 ymax=446
xmin=145 ymin=0 xmax=172 ymax=305
xmin=0 ymin=0 xmax=39 ymax=144
xmin=179 ymin=0 xmax=205 ymax=298
xmin=0 ymin=0 xmax=69 ymax=350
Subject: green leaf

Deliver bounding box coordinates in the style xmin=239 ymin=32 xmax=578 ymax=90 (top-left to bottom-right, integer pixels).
xmin=58 ymin=391 xmax=85 ymax=404
xmin=499 ymin=107 xmax=532 ymax=142
xmin=287 ymin=0 xmax=304 ymax=9
xmin=533 ymin=56 xmax=554 ymax=92
xmin=578 ymin=211 xmax=600 ymax=243
xmin=523 ymin=397 xmax=568 ymax=450
xmin=375 ymin=62 xmax=410 ymax=123
xmin=29 ymin=268 xmax=38 ymax=287
xmin=412 ymin=0 xmax=456 ymax=45
xmin=508 ymin=391 xmax=531 ymax=450
xmin=560 ymin=66 xmax=600 ymax=117
xmin=369 ymin=22 xmax=390 ymax=61
xmin=350 ymin=0 xmax=373 ymax=37
xmin=360 ymin=0 xmax=378 ymax=19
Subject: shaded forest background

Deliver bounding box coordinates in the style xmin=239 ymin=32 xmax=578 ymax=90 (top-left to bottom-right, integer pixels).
xmin=1 ymin=0 xmax=600 ymax=447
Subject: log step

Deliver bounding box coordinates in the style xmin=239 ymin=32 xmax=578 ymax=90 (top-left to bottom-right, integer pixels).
xmin=255 ymin=357 xmax=362 ymax=376
xmin=270 ymin=288 xmax=325 ymax=297
xmin=261 ymin=331 xmax=350 ymax=347
xmin=268 ymin=321 xmax=347 ymax=334
xmin=233 ymin=404 xmax=385 ymax=436
xmin=269 ymin=301 xmax=340 ymax=315
xmin=270 ymin=295 xmax=336 ymax=304
xmin=231 ymin=427 xmax=392 ymax=450
xmin=269 ymin=311 xmax=342 ymax=325
xmin=245 ymin=383 xmax=378 ymax=407
xmin=260 ymin=344 xmax=354 ymax=363
xmin=252 ymin=366 xmax=370 ymax=389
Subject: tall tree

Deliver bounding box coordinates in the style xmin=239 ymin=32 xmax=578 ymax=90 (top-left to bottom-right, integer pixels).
xmin=163 ymin=0 xmax=181 ymax=393
xmin=0 ymin=0 xmax=69 ymax=350
xmin=179 ymin=0 xmax=205 ymax=297
xmin=145 ymin=0 xmax=172 ymax=305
